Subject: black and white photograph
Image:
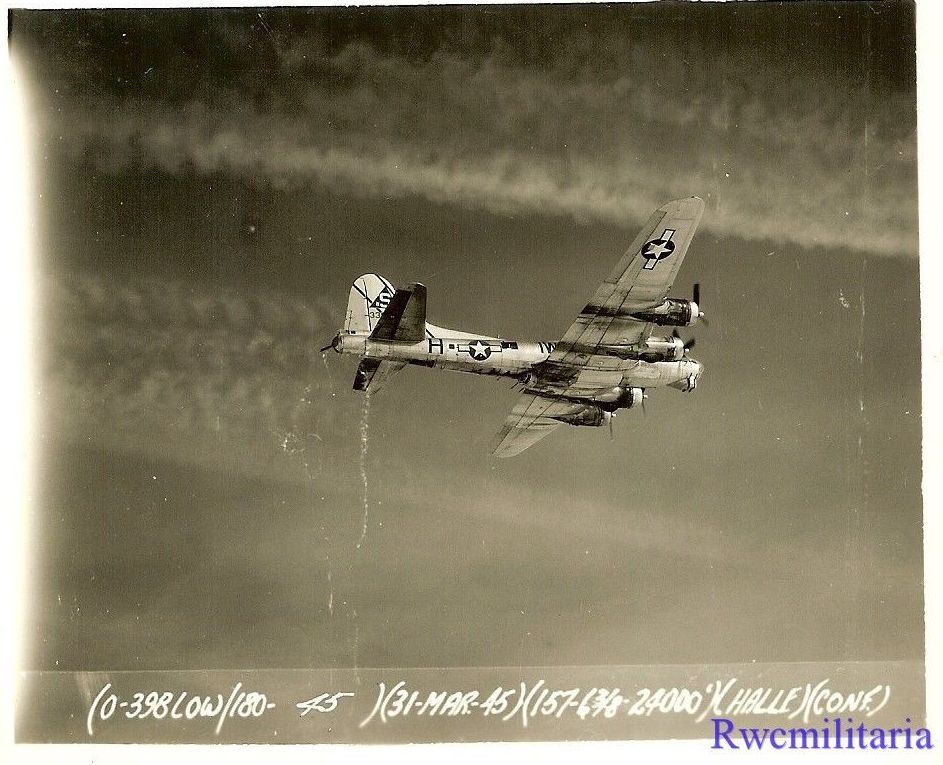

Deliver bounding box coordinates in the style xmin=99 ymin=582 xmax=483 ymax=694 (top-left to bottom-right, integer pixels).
xmin=8 ymin=0 xmax=935 ymax=753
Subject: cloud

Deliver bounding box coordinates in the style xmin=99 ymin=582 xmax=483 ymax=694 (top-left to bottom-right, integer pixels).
xmin=27 ymin=20 xmax=917 ymax=257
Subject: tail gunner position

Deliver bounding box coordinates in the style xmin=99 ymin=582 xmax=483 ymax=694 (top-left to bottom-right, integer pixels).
xmin=323 ymin=197 xmax=707 ymax=457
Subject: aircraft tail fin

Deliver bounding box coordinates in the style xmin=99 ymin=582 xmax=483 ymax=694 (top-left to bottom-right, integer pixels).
xmin=344 ymin=274 xmax=396 ymax=335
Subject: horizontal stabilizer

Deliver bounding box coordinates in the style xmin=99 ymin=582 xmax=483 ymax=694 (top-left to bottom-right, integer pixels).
xmin=353 ymin=358 xmax=406 ymax=394
xmin=370 ymin=283 xmax=427 ymax=343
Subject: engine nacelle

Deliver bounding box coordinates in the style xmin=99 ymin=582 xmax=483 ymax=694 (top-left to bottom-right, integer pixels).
xmin=532 ymin=385 xmax=647 ymax=427
xmin=631 ymin=299 xmax=699 ymax=327
xmin=668 ymin=360 xmax=704 ymax=392
xmin=589 ymin=385 xmax=645 ymax=406
xmin=549 ymin=406 xmax=610 ymax=427
xmin=612 ymin=386 xmax=644 ymax=410
xmin=639 ymin=335 xmax=685 ymax=362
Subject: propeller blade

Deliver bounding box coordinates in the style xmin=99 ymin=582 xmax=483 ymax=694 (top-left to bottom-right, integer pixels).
xmin=673 ymin=327 xmax=696 ymax=353
xmin=608 ymin=414 xmax=614 ymax=440
xmin=319 ymin=344 xmax=334 ymax=353
xmin=692 ymin=283 xmax=709 ymax=325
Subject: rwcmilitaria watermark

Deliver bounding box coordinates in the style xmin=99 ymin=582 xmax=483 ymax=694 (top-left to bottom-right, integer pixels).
xmin=712 ymin=717 xmax=933 ymax=751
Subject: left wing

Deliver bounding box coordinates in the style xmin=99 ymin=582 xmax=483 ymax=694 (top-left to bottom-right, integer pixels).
xmin=490 ymin=197 xmax=704 ymax=457
xmin=551 ymin=196 xmax=704 ymax=368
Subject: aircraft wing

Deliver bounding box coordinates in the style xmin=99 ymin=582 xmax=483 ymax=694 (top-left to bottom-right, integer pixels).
xmin=551 ymin=196 xmax=704 ymax=367
xmin=490 ymin=197 xmax=704 ymax=457
xmin=492 ymin=394 xmax=605 ymax=458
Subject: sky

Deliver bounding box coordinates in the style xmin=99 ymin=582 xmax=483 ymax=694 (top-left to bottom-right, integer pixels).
xmin=11 ymin=3 xmax=921 ymax=673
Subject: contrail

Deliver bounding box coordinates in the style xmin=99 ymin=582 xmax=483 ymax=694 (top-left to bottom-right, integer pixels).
xmin=37 ymin=32 xmax=916 ymax=258
xmin=44 ymin=271 xmax=348 ymax=482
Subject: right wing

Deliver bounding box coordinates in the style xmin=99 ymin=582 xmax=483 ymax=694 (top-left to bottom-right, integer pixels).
xmin=491 ymin=394 xmax=601 ymax=458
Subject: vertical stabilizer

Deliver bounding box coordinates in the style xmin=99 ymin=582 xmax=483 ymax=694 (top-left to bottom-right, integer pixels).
xmin=345 ymin=274 xmax=396 ymax=335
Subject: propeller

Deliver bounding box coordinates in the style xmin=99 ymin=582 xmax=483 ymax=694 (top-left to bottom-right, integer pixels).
xmin=640 ymin=389 xmax=649 ymax=417
xmin=608 ymin=412 xmax=615 ymax=440
xmin=692 ymin=283 xmax=708 ymax=326
xmin=672 ymin=328 xmax=696 ymax=354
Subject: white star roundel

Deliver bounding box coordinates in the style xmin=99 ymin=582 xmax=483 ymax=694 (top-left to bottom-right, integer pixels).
xmin=467 ymin=340 xmax=492 ymax=360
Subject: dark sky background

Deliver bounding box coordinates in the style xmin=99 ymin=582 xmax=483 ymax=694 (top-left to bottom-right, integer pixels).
xmin=12 ymin=3 xmax=921 ymax=672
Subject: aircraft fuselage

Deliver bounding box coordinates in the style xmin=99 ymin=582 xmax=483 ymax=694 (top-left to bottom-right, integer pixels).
xmin=334 ymin=325 xmax=702 ymax=396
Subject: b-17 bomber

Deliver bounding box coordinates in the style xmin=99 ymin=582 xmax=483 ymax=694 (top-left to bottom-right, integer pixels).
xmin=322 ymin=197 xmax=708 ymax=457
